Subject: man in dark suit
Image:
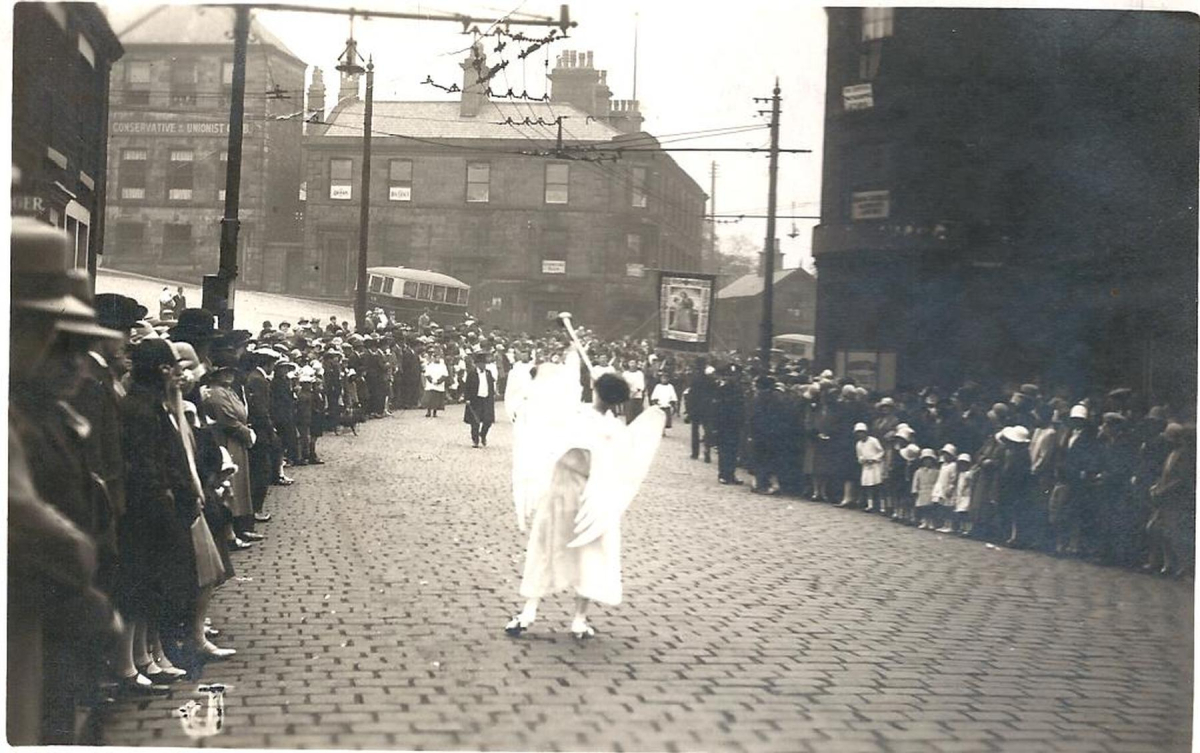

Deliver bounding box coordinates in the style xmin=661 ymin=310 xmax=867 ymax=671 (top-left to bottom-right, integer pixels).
xmin=713 ymin=364 xmax=746 ymax=485
xmin=463 ymin=348 xmax=497 ymax=448
xmin=244 ymin=347 xmax=279 ymax=526
xmin=686 ymin=357 xmax=716 ymax=462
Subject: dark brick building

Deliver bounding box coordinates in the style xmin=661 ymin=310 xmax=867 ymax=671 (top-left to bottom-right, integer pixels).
xmin=301 ymin=47 xmax=707 ymax=335
xmin=813 ymin=8 xmax=1197 ymax=400
xmin=103 ymin=5 xmax=306 ymax=291
xmin=11 ymin=2 xmax=123 ymax=279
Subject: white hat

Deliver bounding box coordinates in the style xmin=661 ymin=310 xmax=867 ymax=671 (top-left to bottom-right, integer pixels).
xmin=919 ymin=448 xmax=937 ymax=460
xmin=841 ymin=384 xmax=858 ymax=398
xmin=1001 ymin=425 xmax=1031 ymax=443
xmin=939 ymin=443 xmax=957 ymax=456
xmin=878 ymin=397 xmax=895 ymax=407
xmin=820 ymin=369 xmax=834 ymax=379
xmin=957 ymin=453 xmax=972 ymax=463
xmin=900 ymin=444 xmax=921 ymax=461
xmin=895 ymin=425 xmax=915 ymax=441
xmin=854 ymin=422 xmax=869 ymax=433
xmin=1069 ymin=404 xmax=1088 ymax=420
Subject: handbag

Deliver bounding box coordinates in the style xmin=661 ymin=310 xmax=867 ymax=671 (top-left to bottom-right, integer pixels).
xmin=190 ymin=513 xmax=226 ymax=589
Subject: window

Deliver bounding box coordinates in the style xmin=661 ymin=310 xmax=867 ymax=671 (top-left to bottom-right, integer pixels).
xmin=167 ymin=150 xmax=194 ymax=200
xmin=466 ymin=163 xmax=489 ymax=203
xmin=368 ymin=275 xmax=384 ymax=293
xmin=45 ymin=3 xmax=68 ymax=28
xmin=432 ymin=286 xmax=447 ymax=303
xmin=163 ymin=223 xmax=192 ymax=260
xmin=78 ymin=34 xmax=95 ymax=67
xmin=222 ymin=61 xmax=235 ymax=86
xmin=169 ymin=59 xmax=198 ymax=106
xmin=330 ymin=158 xmax=353 ymax=199
xmin=544 ymin=163 xmax=569 ymax=204
xmin=124 ymin=61 xmax=151 ymax=105
xmin=403 ymin=281 xmax=419 ymax=298
xmin=387 ymin=159 xmax=413 ymax=201
xmin=630 ymin=166 xmax=648 ymax=208
xmin=120 ymin=149 xmax=148 ymax=200
xmin=382 ymin=278 xmax=395 ymax=295
xmin=216 ymin=151 xmax=228 ymax=201
xmin=861 ymin=7 xmax=894 ymax=41
xmin=417 ymin=283 xmax=433 ymax=300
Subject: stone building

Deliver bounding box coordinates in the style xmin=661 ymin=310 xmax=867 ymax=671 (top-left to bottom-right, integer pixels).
xmin=103 ymin=5 xmax=306 ymax=291
xmin=300 ymin=47 xmax=707 ymax=335
xmin=11 ymin=2 xmax=123 ymax=279
xmin=813 ymin=8 xmax=1197 ymax=399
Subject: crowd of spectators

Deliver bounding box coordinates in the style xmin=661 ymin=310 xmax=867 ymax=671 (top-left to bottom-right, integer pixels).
xmin=8 ymin=216 xmax=1196 ymax=743
xmin=678 ymin=357 xmax=1197 ymax=579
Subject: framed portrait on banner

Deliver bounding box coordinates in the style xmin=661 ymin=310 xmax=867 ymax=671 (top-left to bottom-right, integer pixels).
xmin=658 ymin=272 xmax=716 ymax=351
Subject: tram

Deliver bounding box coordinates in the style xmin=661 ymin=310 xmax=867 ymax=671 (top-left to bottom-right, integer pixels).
xmin=362 ymin=267 xmax=471 ymax=325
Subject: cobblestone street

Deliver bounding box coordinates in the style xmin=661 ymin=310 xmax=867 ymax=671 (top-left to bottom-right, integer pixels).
xmin=98 ymin=409 xmax=1194 ymax=752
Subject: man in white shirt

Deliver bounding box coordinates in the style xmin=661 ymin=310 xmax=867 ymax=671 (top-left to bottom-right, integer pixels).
xmin=464 ymin=348 xmax=498 ymax=447
xmin=649 ymin=372 xmax=679 ymax=431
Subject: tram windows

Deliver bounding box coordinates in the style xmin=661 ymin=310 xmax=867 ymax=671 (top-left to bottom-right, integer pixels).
xmin=433 ymin=286 xmax=448 ymax=303
xmin=368 ymin=276 xmax=384 ymax=293
xmin=383 ymin=278 xmax=395 ymax=295
xmin=403 ymin=281 xmax=419 ymax=299
xmin=417 ymin=283 xmax=433 ymax=300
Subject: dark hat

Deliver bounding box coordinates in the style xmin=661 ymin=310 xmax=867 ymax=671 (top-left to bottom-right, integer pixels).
xmin=1102 ymin=412 xmax=1127 ymax=425
xmin=94 ymin=293 xmax=148 ymax=332
xmin=131 ymin=338 xmax=178 ymax=372
xmin=170 ymin=308 xmax=220 ymax=341
xmin=1107 ymin=387 xmax=1133 ymax=401
xmin=11 ymin=218 xmax=123 ymax=340
xmin=215 ymin=329 xmax=254 ymax=349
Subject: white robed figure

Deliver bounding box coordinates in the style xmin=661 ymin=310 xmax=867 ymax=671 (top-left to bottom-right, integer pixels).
xmin=507 ymin=334 xmax=665 ymax=639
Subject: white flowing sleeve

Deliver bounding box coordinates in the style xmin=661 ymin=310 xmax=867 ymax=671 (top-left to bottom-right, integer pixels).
xmin=510 ymin=352 xmax=585 ymax=532
xmin=568 ymin=406 xmax=666 ymax=548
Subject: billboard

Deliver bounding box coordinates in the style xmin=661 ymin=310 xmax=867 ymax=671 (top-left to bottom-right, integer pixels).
xmin=658 ymin=271 xmax=717 ymax=351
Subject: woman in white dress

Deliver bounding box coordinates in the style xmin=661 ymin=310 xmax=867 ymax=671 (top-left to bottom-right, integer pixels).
xmin=421 ymin=349 xmax=449 ymax=417
xmin=507 ymin=353 xmax=665 ymax=639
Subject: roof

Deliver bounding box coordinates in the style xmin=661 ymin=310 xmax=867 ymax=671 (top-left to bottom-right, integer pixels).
xmin=367 ymin=267 xmax=469 ymax=288
xmin=111 ymin=5 xmax=304 ymax=65
xmin=774 ymin=334 xmax=815 ymax=344
xmin=323 ymin=101 xmax=624 ymax=142
xmin=717 ymin=268 xmax=813 ymax=300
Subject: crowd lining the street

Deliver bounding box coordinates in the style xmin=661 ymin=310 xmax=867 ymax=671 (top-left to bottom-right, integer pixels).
xmin=8 ymin=217 xmax=1196 ymax=743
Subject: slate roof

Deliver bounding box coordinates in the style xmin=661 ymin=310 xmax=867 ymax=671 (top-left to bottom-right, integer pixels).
xmin=717 ymin=268 xmax=813 ymax=300
xmin=322 ymin=100 xmax=623 ymax=142
xmin=112 ymin=5 xmax=304 ymax=65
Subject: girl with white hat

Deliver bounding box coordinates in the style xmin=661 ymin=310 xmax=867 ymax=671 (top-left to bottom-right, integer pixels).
xmin=854 ymin=423 xmax=885 ymax=512
xmin=912 ymin=449 xmax=940 ymax=529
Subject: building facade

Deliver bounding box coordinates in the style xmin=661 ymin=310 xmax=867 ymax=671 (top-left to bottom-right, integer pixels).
xmin=300 ymin=48 xmax=707 ymax=335
xmin=102 ymin=6 xmax=306 ymax=291
xmin=714 ymin=257 xmax=816 ymax=355
xmin=813 ymin=8 xmax=1198 ymax=400
xmin=12 ymin=2 xmax=123 ymax=278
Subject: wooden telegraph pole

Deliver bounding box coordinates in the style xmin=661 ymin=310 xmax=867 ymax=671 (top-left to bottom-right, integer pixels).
xmin=354 ymin=59 xmax=374 ymax=329
xmin=757 ymin=79 xmax=782 ymax=367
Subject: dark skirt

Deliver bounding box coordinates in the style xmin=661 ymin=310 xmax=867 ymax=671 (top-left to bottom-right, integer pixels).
xmin=422 ymin=389 xmax=446 ymax=411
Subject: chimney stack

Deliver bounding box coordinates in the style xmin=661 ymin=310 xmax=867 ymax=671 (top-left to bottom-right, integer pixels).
xmin=339 ymin=65 xmax=360 ymax=102
xmin=548 ymin=49 xmax=611 ymax=118
xmin=459 ymin=41 xmax=488 ymax=118
xmin=308 ymin=67 xmax=326 ymax=120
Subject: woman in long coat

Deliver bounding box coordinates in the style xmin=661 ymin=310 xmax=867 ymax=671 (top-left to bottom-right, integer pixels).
xmin=202 ymin=366 xmax=254 ymax=525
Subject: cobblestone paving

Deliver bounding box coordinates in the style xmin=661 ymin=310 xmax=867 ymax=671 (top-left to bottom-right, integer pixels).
xmin=98 ymin=410 xmax=1194 ymax=751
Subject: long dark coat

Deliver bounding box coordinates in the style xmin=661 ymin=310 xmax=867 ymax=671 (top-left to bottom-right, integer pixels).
xmin=462 ymin=367 xmax=497 ymax=425
xmin=120 ymin=384 xmax=198 ymax=616
xmin=202 ymin=385 xmax=254 ymax=519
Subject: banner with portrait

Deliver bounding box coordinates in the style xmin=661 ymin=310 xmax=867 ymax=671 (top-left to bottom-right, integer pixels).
xmin=657 ymin=272 xmax=716 ymax=351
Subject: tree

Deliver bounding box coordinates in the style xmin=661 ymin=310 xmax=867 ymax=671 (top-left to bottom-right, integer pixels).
xmin=715 ymin=233 xmax=760 ymax=285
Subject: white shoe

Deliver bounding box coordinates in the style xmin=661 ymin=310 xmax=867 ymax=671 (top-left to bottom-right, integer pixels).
xmin=570 ymin=619 xmax=596 ymax=639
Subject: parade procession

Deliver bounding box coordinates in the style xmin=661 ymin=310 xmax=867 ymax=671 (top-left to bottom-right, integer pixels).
xmin=8 ymin=1 xmax=1198 ymax=751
